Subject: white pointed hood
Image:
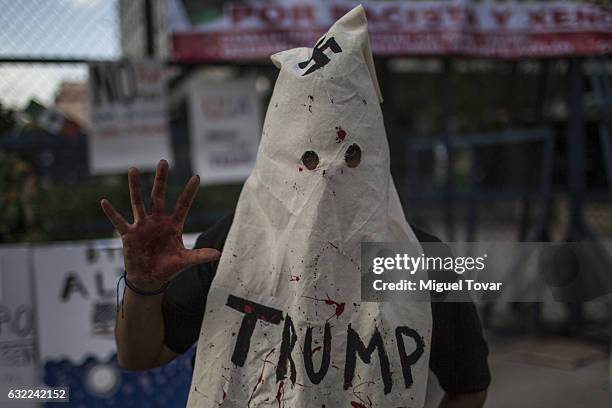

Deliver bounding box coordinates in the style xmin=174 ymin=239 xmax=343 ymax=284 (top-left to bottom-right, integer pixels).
xmin=188 ymin=6 xmax=432 ymax=408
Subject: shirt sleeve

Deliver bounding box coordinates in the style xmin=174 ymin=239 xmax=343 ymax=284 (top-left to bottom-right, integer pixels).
xmin=429 ymin=302 xmax=491 ymax=394
xmin=162 ymin=213 xmax=234 ymax=354
xmin=411 ymin=226 xmax=492 ymax=394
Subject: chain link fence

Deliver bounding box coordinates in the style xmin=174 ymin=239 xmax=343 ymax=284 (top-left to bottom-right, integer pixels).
xmin=0 ymin=0 xmax=119 ymax=108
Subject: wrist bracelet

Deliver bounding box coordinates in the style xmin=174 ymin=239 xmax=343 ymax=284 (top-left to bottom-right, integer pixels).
xmin=122 ymin=270 xmax=169 ymax=296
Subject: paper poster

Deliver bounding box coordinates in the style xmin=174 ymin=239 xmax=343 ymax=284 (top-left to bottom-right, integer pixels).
xmin=33 ymin=239 xmax=124 ymax=362
xmin=0 ymin=246 xmax=38 ymax=405
xmin=88 ymin=60 xmax=173 ymax=174
xmin=188 ymin=77 xmax=262 ymax=185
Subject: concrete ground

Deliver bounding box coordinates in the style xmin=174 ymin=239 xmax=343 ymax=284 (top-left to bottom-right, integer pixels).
xmin=425 ymin=336 xmax=612 ymax=408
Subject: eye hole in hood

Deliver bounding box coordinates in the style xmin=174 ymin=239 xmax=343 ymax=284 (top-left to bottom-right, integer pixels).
xmin=345 ymin=144 xmax=361 ymax=168
xmin=301 ymin=150 xmax=319 ymax=170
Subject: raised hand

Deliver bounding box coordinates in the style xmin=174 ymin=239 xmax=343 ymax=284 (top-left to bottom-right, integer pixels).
xmin=100 ymin=160 xmax=220 ymax=290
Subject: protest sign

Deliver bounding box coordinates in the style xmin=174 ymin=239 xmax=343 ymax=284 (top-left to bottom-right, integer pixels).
xmin=89 ymin=60 xmax=172 ymax=174
xmin=188 ymin=77 xmax=261 ymax=185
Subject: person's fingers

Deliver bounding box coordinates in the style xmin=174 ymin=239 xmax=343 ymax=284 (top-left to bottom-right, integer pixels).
xmin=100 ymin=199 xmax=130 ymax=235
xmin=182 ymin=247 xmax=221 ymax=267
xmin=128 ymin=167 xmax=146 ymax=221
xmin=151 ymin=159 xmax=168 ymax=215
xmin=171 ymin=175 xmax=200 ymax=225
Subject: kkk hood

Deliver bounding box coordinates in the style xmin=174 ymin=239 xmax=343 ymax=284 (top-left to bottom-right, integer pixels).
xmin=189 ymin=6 xmax=432 ymax=408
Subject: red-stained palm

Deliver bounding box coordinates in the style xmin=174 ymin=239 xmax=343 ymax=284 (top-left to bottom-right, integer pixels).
xmin=100 ymin=160 xmax=220 ymax=287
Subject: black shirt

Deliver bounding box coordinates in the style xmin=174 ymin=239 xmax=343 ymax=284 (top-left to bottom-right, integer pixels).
xmin=162 ymin=213 xmax=491 ymax=394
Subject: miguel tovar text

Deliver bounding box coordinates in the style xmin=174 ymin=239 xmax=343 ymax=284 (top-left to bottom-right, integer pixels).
xmin=372 ymin=279 xmax=502 ymax=292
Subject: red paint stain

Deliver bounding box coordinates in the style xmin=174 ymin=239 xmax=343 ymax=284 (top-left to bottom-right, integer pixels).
xmin=247 ymin=348 xmax=276 ymax=408
xmin=335 ymin=126 xmax=347 ymax=143
xmin=312 ymin=346 xmax=322 ymax=354
xmin=323 ymin=295 xmax=346 ymax=321
xmin=275 ymin=380 xmax=285 ymax=408
xmin=302 ymin=294 xmax=346 ymax=322
xmin=351 ymin=402 xmax=367 ymax=408
xmin=244 ymin=304 xmax=254 ymax=313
